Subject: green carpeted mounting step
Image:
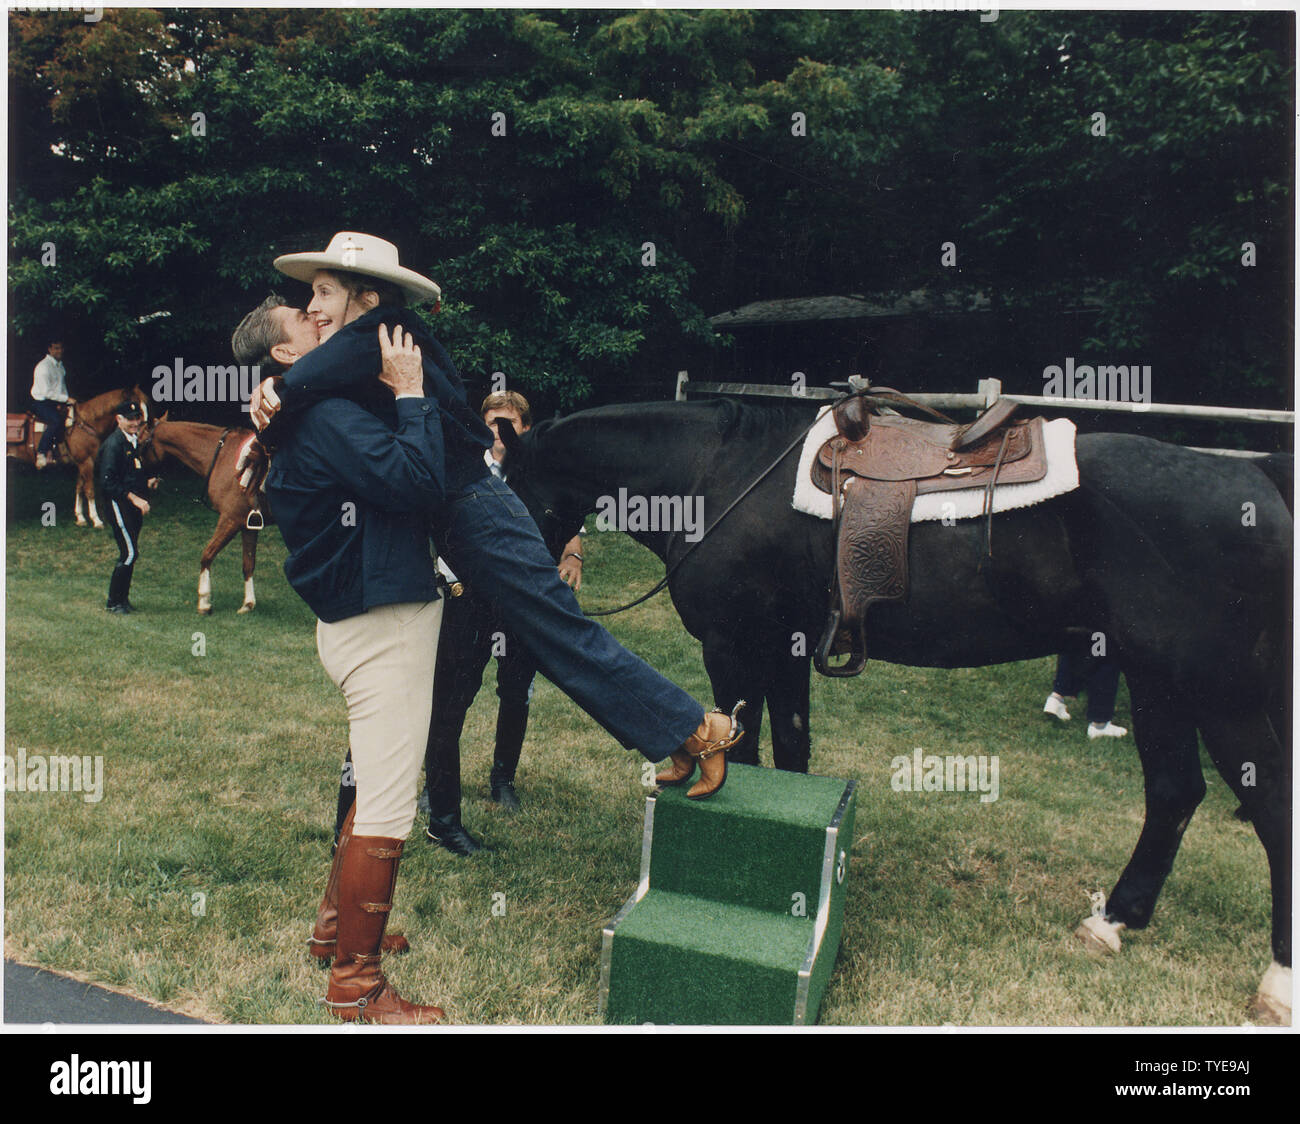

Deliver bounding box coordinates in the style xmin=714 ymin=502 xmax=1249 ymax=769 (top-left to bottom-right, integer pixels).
xmin=599 ymin=762 xmax=856 ymax=1026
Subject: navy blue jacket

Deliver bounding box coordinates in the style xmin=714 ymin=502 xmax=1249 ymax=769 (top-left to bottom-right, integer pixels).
xmin=96 ymin=428 xmax=150 ymax=508
xmin=267 ymin=395 xmax=444 ymax=623
xmin=279 ymin=306 xmax=493 ymax=494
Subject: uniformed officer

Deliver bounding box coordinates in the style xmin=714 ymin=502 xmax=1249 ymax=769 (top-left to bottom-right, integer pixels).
xmin=96 ymin=401 xmax=159 ymax=614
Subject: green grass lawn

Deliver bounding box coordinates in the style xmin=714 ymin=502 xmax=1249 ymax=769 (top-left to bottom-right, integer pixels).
xmin=3 ymin=461 xmax=1273 ymax=1025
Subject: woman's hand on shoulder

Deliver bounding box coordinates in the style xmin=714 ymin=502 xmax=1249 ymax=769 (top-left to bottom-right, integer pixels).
xmin=378 ymin=324 xmax=424 ymax=398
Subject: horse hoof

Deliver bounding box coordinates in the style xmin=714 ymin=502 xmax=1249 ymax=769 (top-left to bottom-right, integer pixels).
xmin=1075 ymin=914 xmax=1125 ymax=954
xmin=198 ymin=606 xmax=212 ymax=616
xmin=236 ymin=603 xmax=255 ymax=614
xmin=1249 ymin=962 xmax=1291 ymax=1026
xmin=75 ymin=517 xmax=87 ymax=527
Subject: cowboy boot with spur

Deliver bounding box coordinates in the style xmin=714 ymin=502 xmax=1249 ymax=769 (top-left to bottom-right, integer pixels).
xmin=655 ymin=701 xmax=746 ymax=800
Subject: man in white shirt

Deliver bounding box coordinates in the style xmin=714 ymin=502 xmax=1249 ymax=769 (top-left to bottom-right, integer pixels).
xmin=30 ymin=340 xmax=73 ymax=468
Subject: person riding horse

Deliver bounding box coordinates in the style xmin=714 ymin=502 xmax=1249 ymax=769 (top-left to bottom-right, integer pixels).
xmin=30 ymin=340 xmax=74 ymax=469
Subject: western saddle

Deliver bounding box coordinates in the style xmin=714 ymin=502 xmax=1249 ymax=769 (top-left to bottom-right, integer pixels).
xmin=812 ymin=385 xmax=1048 ymax=677
xmin=7 ymin=405 xmax=77 ymax=465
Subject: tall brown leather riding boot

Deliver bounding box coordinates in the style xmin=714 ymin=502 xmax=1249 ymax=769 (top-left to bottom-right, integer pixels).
xmin=308 ymin=804 xmax=409 ymax=961
xmin=321 ymin=836 xmax=445 ymax=1025
xmin=655 ymin=702 xmax=746 ymax=800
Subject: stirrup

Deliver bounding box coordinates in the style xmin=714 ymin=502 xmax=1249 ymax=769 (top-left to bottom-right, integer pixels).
xmin=245 ymin=509 xmax=264 ymax=531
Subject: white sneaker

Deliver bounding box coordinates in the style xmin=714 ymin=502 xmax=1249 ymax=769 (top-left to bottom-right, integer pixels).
xmin=1088 ymin=722 xmax=1128 ymax=739
xmin=1043 ymin=694 xmax=1071 ymax=721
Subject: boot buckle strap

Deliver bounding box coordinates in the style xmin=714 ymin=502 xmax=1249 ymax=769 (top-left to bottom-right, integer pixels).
xmin=365 ymin=846 xmax=402 ymax=859
xmin=361 ymin=902 xmax=393 ymax=914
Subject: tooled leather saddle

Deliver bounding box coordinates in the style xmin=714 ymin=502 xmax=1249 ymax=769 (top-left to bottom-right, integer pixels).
xmin=812 ymin=387 xmax=1048 ymax=677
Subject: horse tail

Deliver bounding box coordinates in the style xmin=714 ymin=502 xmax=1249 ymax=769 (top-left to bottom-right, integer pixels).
xmin=1255 ymin=453 xmax=1293 ymax=515
xmin=1250 ymin=454 xmax=1293 ymax=745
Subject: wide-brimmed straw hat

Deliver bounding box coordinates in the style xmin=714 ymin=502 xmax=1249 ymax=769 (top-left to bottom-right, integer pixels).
xmin=273 ymin=232 xmax=442 ymax=304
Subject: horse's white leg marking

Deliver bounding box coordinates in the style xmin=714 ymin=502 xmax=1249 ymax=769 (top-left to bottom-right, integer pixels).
xmin=74 ymin=487 xmax=87 ymax=526
xmin=1074 ymin=914 xmax=1126 ymax=954
xmin=1251 ymin=961 xmax=1291 ymax=1026
xmin=88 ymin=498 xmax=103 ymax=529
xmin=237 ymin=577 xmax=256 ymax=614
xmin=198 ymin=567 xmax=212 ymax=615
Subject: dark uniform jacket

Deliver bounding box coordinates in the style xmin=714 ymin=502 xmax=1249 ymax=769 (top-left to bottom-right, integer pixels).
xmin=96 ymin=428 xmax=150 ymax=509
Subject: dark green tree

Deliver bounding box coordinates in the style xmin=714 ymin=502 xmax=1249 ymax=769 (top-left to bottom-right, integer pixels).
xmin=8 ymin=8 xmax=1292 ymax=414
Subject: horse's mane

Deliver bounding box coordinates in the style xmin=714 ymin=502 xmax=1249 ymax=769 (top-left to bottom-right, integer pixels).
xmin=158 ymin=419 xmax=255 ymax=435
xmin=710 ymin=398 xmax=818 ymax=443
xmin=535 ymin=398 xmax=815 ymax=450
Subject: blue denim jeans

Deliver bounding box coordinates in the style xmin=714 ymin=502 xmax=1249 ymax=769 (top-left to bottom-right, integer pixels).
xmin=30 ymin=398 xmax=65 ymax=454
xmin=436 ymin=473 xmax=704 ymax=760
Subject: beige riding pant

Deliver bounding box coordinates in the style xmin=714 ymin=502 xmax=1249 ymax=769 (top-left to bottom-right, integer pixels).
xmin=316 ymin=599 xmax=443 ymax=838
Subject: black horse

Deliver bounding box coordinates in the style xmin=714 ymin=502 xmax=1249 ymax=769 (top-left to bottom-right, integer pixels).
xmin=503 ymin=398 xmax=1293 ymax=1022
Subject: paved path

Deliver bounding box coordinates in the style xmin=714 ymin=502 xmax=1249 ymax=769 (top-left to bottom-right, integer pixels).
xmin=4 ymin=959 xmax=208 ymax=1025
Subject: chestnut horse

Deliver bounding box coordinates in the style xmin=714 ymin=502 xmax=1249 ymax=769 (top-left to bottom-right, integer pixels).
xmin=142 ymin=418 xmax=267 ymax=614
xmin=7 ymin=386 xmax=150 ymax=528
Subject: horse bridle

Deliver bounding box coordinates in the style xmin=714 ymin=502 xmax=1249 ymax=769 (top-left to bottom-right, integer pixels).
xmin=135 ymin=417 xmax=159 ymax=458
